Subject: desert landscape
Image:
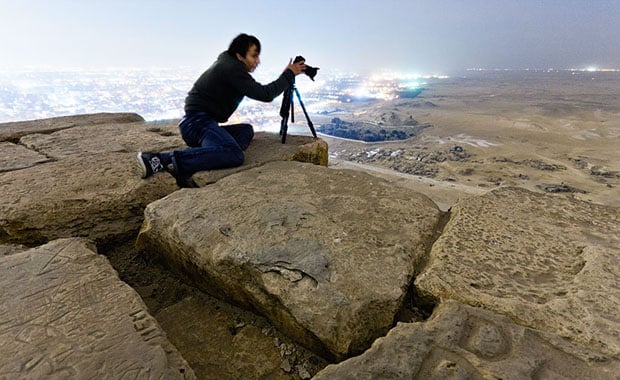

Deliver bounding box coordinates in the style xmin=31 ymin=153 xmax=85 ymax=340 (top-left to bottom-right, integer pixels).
xmin=319 ymin=70 xmax=619 ymax=210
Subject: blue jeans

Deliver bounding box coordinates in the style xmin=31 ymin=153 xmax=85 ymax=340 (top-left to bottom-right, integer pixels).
xmin=171 ymin=112 xmax=254 ymax=177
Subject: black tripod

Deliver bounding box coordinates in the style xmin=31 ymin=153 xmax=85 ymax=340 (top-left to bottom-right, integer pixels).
xmin=279 ymin=80 xmax=317 ymax=144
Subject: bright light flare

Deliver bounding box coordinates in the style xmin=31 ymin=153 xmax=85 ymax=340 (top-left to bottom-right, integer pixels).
xmin=400 ymin=81 xmax=421 ymax=90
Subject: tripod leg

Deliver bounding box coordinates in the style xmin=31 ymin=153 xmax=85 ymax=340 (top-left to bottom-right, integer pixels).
xmin=294 ymin=87 xmax=317 ymax=138
xmin=280 ymin=115 xmax=289 ymax=144
xmin=279 ymin=85 xmax=294 ymax=144
xmin=289 ymin=87 xmax=295 ymax=124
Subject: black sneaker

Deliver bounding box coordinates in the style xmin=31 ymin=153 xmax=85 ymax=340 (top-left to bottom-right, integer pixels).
xmin=136 ymin=152 xmax=165 ymax=178
xmin=167 ymin=164 xmax=198 ymax=188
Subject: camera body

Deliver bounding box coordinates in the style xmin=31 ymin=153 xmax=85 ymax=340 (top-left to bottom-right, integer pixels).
xmin=294 ymin=55 xmax=319 ymax=81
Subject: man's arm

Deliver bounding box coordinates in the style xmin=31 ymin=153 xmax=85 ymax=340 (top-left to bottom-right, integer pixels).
xmin=231 ymin=60 xmax=306 ymax=102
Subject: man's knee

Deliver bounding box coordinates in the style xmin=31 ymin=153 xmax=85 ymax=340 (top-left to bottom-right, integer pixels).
xmin=233 ymin=123 xmax=254 ymax=150
xmin=229 ymin=146 xmax=245 ymax=167
xmin=239 ymin=123 xmax=254 ymax=139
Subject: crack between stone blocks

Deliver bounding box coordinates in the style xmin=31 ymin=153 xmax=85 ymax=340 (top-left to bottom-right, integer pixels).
xmin=397 ymin=207 xmax=453 ymax=323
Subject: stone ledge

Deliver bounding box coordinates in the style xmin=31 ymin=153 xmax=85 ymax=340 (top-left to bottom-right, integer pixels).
xmin=415 ymin=187 xmax=620 ymax=358
xmin=0 ymin=238 xmax=195 ymax=379
xmin=0 ymin=112 xmax=144 ymax=142
xmin=315 ymin=300 xmax=620 ymax=379
xmin=137 ymin=161 xmax=441 ymax=360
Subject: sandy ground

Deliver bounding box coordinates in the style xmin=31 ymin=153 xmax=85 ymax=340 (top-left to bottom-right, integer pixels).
xmin=320 ymin=70 xmax=620 ymax=210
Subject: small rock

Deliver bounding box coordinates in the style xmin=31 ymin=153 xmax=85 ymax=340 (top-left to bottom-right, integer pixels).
xmin=297 ymin=365 xmax=312 ymax=379
xmin=281 ymin=358 xmax=292 ymax=373
xmin=280 ymin=343 xmax=294 ymax=356
xmin=234 ymin=321 xmax=246 ymax=329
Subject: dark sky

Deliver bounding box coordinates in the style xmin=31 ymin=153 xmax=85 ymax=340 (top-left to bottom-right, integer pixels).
xmin=1 ymin=0 xmax=619 ymax=74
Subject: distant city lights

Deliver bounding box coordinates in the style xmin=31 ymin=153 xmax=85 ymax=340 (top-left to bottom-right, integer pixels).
xmin=0 ymin=68 xmax=450 ymax=124
xmin=1 ymin=66 xmax=618 ymax=126
xmin=466 ymin=66 xmax=619 ymax=73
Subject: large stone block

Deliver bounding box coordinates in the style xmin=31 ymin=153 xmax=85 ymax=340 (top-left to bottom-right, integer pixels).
xmin=19 ymin=120 xmax=184 ymax=160
xmin=314 ymin=300 xmax=620 ymax=379
xmin=136 ymin=161 xmax=442 ymax=359
xmin=192 ymin=133 xmax=329 ymax=186
xmin=0 ymin=152 xmax=178 ymax=245
xmin=0 ymin=112 xmax=144 ymax=142
xmin=0 ymin=116 xmax=186 ymax=245
xmin=415 ymin=187 xmax=620 ymax=358
xmin=0 ymin=238 xmax=195 ymax=379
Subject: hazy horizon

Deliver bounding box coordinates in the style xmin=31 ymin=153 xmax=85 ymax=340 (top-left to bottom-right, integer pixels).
xmin=1 ymin=0 xmax=619 ymax=74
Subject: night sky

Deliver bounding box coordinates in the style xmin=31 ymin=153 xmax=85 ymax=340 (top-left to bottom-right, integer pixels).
xmin=1 ymin=0 xmax=619 ymax=74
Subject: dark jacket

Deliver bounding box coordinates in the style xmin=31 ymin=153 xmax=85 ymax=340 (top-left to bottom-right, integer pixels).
xmin=184 ymin=51 xmax=295 ymax=122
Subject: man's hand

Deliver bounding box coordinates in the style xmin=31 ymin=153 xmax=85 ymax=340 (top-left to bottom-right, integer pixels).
xmin=286 ymin=58 xmax=306 ymax=76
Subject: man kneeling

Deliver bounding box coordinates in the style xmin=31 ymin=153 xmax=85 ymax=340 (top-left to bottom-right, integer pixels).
xmin=136 ymin=33 xmax=306 ymax=186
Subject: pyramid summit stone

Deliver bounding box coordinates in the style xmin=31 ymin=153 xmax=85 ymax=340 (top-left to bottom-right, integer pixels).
xmin=415 ymin=187 xmax=620 ymax=359
xmin=136 ymin=160 xmax=442 ymax=359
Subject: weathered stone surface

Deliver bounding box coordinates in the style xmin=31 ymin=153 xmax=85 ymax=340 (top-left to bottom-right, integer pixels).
xmin=19 ymin=120 xmax=184 ymax=160
xmin=314 ymin=300 xmax=620 ymax=379
xmin=136 ymin=161 xmax=442 ymax=359
xmin=0 ymin=151 xmax=179 ymax=245
xmin=0 ymin=116 xmax=186 ymax=245
xmin=0 ymin=243 xmax=27 ymax=256
xmin=415 ymin=187 xmax=620 ymax=358
xmin=192 ymin=133 xmax=329 ymax=186
xmin=0 ymin=112 xmax=144 ymax=142
xmin=0 ymin=238 xmax=195 ymax=379
xmin=0 ymin=142 xmax=50 ymax=172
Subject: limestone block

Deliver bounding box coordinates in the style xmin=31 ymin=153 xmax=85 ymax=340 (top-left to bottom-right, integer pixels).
xmin=0 ymin=142 xmax=50 ymax=172
xmin=415 ymin=187 xmax=620 ymax=358
xmin=136 ymin=161 xmax=442 ymax=359
xmin=0 ymin=152 xmax=178 ymax=245
xmin=314 ymin=300 xmax=620 ymax=379
xmin=0 ymin=112 xmax=144 ymax=142
xmin=0 ymin=238 xmax=195 ymax=379
xmin=192 ymin=133 xmax=329 ymax=186
xmin=19 ymin=120 xmax=184 ymax=160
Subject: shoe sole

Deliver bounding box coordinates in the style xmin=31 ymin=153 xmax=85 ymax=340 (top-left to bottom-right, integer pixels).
xmin=135 ymin=152 xmax=148 ymax=178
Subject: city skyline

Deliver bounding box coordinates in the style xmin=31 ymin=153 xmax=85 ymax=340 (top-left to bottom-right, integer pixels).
xmin=1 ymin=0 xmax=619 ymax=74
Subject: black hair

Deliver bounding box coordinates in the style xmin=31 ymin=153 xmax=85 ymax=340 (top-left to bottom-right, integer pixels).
xmin=227 ymin=33 xmax=261 ymax=58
